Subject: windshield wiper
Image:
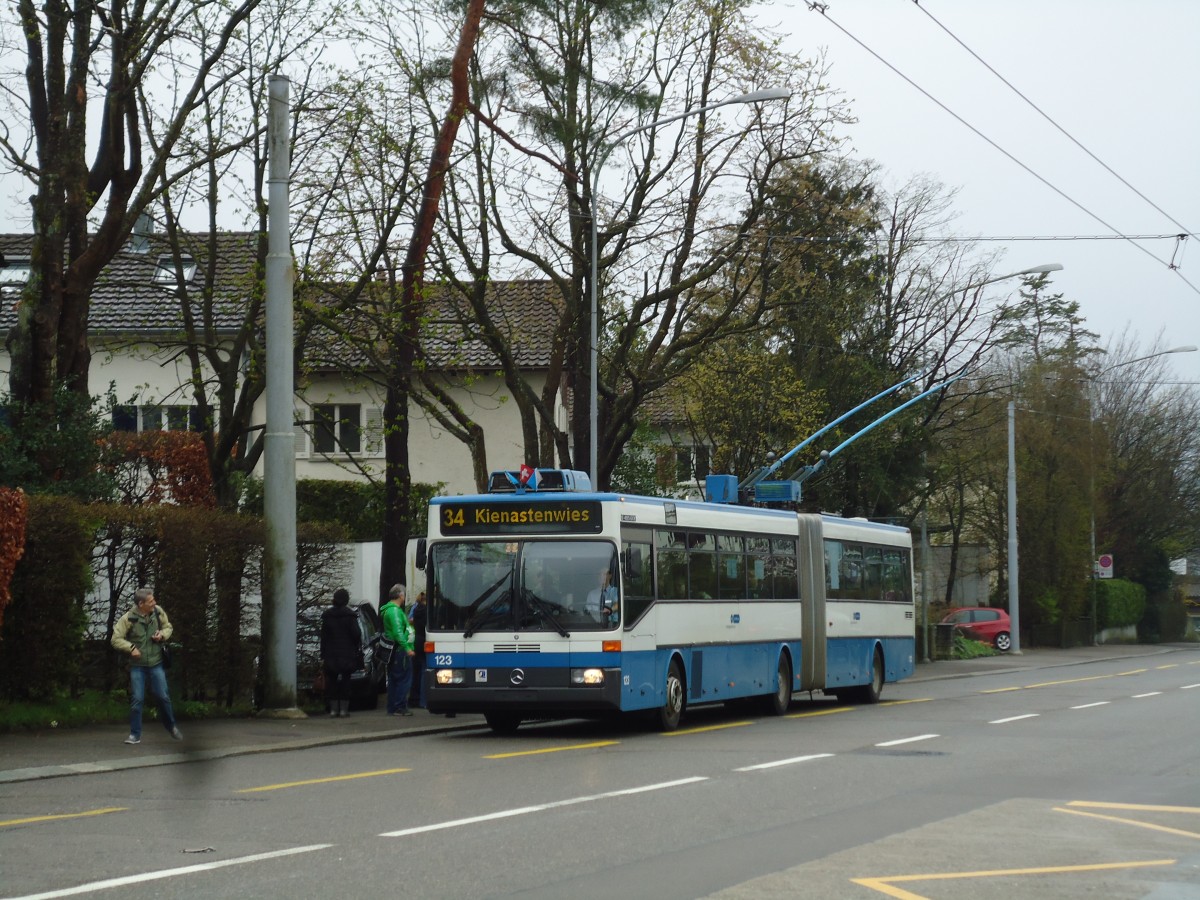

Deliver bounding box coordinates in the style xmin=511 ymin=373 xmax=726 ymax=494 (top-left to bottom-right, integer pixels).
xmin=463 ymin=571 xmax=514 ymax=637
xmin=522 ymin=589 xmax=570 ymax=637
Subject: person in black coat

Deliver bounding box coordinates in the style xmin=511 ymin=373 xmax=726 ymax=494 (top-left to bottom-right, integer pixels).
xmin=408 ymin=591 xmax=428 ymax=709
xmin=320 ymin=588 xmax=361 ymax=717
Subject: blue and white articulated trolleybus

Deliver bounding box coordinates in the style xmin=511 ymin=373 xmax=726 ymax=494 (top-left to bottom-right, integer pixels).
xmin=419 ymin=469 xmax=915 ymax=733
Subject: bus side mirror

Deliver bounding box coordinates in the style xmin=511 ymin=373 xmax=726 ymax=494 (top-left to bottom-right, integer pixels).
xmin=415 ymin=538 xmax=427 ymax=570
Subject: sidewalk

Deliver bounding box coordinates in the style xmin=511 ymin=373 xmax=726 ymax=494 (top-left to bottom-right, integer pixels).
xmin=0 ymin=707 xmax=488 ymax=785
xmin=0 ymin=644 xmax=1190 ymax=785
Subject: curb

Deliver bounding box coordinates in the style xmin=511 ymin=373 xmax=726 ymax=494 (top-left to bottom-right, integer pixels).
xmin=0 ymin=720 xmax=487 ymax=785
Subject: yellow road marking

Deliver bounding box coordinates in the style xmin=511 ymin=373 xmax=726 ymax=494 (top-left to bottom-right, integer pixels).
xmin=1024 ymin=673 xmax=1115 ymax=688
xmin=980 ymin=686 xmax=1021 ymax=693
xmin=1118 ymin=668 xmax=1148 ymax=675
xmin=879 ymin=698 xmax=931 ymax=707
xmin=852 ymin=859 xmax=1175 ymax=900
xmin=485 ymin=740 xmax=618 ymax=759
xmin=236 ymin=768 xmax=410 ymax=793
xmin=1068 ymin=800 xmax=1200 ymax=814
xmin=662 ymin=720 xmax=754 ymax=736
xmin=0 ymin=806 xmax=127 ymax=828
xmin=1056 ymin=806 xmax=1200 ymax=840
xmin=1156 ymin=664 xmax=1179 ymax=670
xmin=785 ymin=706 xmax=855 ymax=719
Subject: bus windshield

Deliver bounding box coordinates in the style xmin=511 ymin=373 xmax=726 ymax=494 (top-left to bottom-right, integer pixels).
xmin=429 ymin=540 xmax=620 ymax=634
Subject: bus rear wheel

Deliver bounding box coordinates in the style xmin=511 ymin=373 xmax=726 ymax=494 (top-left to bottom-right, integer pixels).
xmin=656 ymin=660 xmax=685 ymax=731
xmin=856 ymin=648 xmax=884 ymax=704
xmin=767 ymin=654 xmax=793 ymax=716
xmin=485 ymin=712 xmax=522 ymax=734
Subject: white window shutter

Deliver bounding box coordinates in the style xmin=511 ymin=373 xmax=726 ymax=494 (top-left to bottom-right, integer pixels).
xmin=364 ymin=406 xmax=384 ymax=457
xmin=294 ymin=406 xmax=310 ymax=458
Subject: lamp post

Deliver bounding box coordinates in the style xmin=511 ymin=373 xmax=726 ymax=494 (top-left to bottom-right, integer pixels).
xmin=999 ymin=263 xmax=1065 ymax=655
xmin=1085 ymin=344 xmax=1197 ymax=640
xmin=587 ymin=87 xmax=791 ymax=487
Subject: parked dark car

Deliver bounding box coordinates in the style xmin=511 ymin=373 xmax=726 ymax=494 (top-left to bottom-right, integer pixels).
xmin=940 ymin=606 xmax=1012 ymax=652
xmin=297 ymin=602 xmax=387 ymax=709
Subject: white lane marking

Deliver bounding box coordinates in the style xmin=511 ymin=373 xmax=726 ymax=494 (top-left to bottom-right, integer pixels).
xmin=989 ymin=713 xmax=1040 ymax=724
xmin=1132 ymin=692 xmax=1162 ymax=698
xmin=380 ymin=776 xmax=709 ymax=837
xmin=875 ymin=734 xmax=939 ymax=747
xmin=4 ymin=845 xmax=332 ymax=900
xmin=735 ymin=753 xmax=834 ymax=772
xmin=1071 ymin=701 xmax=1111 ymax=709
xmin=1182 ymin=684 xmax=1200 ymax=690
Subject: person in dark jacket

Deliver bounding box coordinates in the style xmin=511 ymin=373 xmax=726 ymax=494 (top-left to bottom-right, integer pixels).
xmin=320 ymin=588 xmax=361 ymax=717
xmin=408 ymin=591 xmax=428 ymax=709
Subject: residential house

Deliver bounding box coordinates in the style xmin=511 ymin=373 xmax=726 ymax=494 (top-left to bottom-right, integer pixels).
xmin=0 ymin=229 xmax=563 ymax=497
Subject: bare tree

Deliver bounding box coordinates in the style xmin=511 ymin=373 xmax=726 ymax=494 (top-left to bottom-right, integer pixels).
xmin=428 ymin=0 xmax=841 ymax=486
xmin=0 ymin=0 xmax=266 ymax=468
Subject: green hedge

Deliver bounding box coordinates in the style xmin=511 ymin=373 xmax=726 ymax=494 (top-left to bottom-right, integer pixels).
xmin=1095 ymin=578 xmax=1145 ymax=630
xmin=0 ymin=496 xmax=349 ymax=705
xmin=0 ymin=496 xmax=96 ymax=701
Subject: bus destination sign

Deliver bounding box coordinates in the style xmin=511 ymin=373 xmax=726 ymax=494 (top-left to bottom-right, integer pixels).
xmin=439 ymin=501 xmax=603 ymax=536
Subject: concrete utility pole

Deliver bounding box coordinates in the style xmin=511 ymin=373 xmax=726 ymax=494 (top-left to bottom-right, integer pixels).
xmin=261 ymin=74 xmax=300 ymax=713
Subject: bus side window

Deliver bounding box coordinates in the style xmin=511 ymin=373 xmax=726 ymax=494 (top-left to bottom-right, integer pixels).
xmin=657 ymin=548 xmax=688 ymax=600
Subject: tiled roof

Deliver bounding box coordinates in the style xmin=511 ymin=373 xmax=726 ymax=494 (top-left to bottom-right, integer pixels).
xmin=0 ymin=231 xmax=259 ymax=334
xmin=302 ymin=279 xmax=562 ymax=372
xmin=1 ymin=233 xmax=559 ymax=372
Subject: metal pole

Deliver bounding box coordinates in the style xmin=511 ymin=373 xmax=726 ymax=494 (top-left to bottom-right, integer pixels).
xmin=262 ymin=74 xmax=299 ymax=711
xmin=920 ymin=506 xmax=931 ymax=663
xmin=1007 ymin=400 xmax=1022 ymax=654
xmin=1087 ymin=382 xmax=1098 ymax=644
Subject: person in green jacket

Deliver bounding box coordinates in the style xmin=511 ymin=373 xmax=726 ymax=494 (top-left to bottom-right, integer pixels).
xmin=111 ymin=587 xmax=182 ymax=745
xmin=380 ymin=584 xmax=416 ymax=715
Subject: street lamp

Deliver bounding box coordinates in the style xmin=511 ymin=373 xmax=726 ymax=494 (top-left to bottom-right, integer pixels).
xmin=1085 ymin=344 xmax=1197 ymax=639
xmin=587 ymin=88 xmax=791 ymax=486
xmin=1001 ymin=263 xmax=1066 ymax=655
xmin=978 ymin=262 xmax=1063 ymax=287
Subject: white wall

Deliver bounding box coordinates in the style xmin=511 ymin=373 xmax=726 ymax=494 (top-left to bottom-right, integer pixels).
xmin=2 ymin=339 xmax=561 ymax=498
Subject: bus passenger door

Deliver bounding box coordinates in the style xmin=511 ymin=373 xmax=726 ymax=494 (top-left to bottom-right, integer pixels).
xmin=619 ymin=534 xmax=656 ymax=701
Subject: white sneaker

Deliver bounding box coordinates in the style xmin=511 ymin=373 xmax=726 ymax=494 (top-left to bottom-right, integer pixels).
xmin=124 ymin=735 xmax=140 ymax=745
xmin=170 ymin=727 xmax=183 ymax=741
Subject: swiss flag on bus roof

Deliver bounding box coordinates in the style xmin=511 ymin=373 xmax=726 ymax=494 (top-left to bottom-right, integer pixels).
xmin=518 ymin=464 xmax=536 ymax=486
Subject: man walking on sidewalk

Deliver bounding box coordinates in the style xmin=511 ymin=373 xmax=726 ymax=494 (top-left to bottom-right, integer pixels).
xmin=111 ymin=587 xmax=183 ymax=745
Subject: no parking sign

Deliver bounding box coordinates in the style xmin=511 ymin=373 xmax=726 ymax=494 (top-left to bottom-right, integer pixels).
xmin=1096 ymin=554 xmax=1114 ymax=579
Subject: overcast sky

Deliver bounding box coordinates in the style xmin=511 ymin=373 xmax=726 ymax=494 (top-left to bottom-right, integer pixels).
xmin=752 ymin=0 xmax=1200 ymax=385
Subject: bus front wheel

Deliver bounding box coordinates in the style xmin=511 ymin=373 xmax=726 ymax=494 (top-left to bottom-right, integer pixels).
xmin=485 ymin=712 xmax=522 ymax=734
xmin=656 ymin=660 xmax=685 ymax=731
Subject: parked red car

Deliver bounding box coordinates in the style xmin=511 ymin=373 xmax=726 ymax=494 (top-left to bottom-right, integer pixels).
xmin=940 ymin=607 xmax=1012 ymax=652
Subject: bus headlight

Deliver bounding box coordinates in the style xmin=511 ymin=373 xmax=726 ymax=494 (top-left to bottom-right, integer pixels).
xmin=571 ymin=668 xmax=605 ymax=685
xmin=436 ymin=669 xmax=466 ymax=685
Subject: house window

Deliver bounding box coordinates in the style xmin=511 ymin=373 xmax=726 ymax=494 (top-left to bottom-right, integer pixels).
xmin=112 ymin=404 xmax=198 ymax=433
xmin=113 ymin=406 xmax=138 ymax=432
xmin=153 ymin=255 xmax=197 ymax=287
xmin=657 ymin=444 xmax=711 ymax=486
xmin=313 ymin=404 xmax=362 ymax=454
xmin=0 ymin=258 xmax=30 ymax=294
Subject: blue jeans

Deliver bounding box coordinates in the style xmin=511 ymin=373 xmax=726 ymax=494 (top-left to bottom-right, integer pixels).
xmin=129 ymin=663 xmax=177 ymax=739
xmin=387 ymin=652 xmax=412 ymax=713
xmin=409 ymin=653 xmax=427 ymax=708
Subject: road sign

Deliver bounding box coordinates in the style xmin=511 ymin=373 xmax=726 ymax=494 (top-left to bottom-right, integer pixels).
xmin=1097 ymin=553 xmax=1114 ymax=579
